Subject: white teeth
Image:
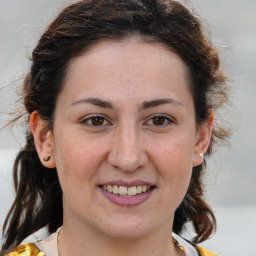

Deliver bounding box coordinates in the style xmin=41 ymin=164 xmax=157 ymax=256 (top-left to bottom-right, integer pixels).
xmin=128 ymin=186 xmax=137 ymax=196
xmin=103 ymin=185 xmax=152 ymax=196
xmin=136 ymin=186 xmax=143 ymax=193
xmin=112 ymin=185 xmax=118 ymax=194
xmin=142 ymin=185 xmax=147 ymax=192
xmin=119 ymin=186 xmax=128 ymax=195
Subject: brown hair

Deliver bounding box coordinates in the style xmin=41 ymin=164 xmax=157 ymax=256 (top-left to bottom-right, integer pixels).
xmin=1 ymin=0 xmax=230 ymax=252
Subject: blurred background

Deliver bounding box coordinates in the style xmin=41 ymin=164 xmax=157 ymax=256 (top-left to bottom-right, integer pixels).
xmin=0 ymin=0 xmax=255 ymax=255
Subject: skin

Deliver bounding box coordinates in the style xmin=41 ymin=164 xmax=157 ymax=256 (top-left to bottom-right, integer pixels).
xmin=31 ymin=37 xmax=213 ymax=256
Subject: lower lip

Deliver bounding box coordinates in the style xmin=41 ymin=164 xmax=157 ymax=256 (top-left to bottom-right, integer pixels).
xmin=100 ymin=187 xmax=154 ymax=206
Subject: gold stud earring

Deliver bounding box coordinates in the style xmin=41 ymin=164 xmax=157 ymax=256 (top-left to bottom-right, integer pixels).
xmin=199 ymin=153 xmax=204 ymax=158
xmin=44 ymin=156 xmax=51 ymax=162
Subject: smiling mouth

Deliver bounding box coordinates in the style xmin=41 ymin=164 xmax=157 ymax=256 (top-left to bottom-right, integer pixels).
xmin=101 ymin=185 xmax=155 ymax=197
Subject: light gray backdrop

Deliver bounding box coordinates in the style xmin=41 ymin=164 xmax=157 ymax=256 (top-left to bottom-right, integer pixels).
xmin=0 ymin=0 xmax=255 ymax=255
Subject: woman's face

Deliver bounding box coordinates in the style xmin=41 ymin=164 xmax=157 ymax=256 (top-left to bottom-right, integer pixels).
xmin=47 ymin=38 xmax=209 ymax=238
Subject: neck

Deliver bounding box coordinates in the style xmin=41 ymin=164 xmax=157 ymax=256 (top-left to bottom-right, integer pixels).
xmin=58 ymin=223 xmax=178 ymax=256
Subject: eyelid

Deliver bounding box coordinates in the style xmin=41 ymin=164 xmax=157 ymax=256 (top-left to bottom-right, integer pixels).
xmin=144 ymin=114 xmax=175 ymax=127
xmin=80 ymin=114 xmax=112 ymax=127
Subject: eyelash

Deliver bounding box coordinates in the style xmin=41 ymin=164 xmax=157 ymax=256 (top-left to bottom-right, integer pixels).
xmin=80 ymin=114 xmax=112 ymax=128
xmin=144 ymin=114 xmax=174 ymax=128
xmin=80 ymin=114 xmax=174 ymax=129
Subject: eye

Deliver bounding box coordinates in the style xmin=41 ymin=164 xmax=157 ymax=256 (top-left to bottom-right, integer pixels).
xmin=145 ymin=114 xmax=174 ymax=127
xmin=80 ymin=115 xmax=111 ymax=127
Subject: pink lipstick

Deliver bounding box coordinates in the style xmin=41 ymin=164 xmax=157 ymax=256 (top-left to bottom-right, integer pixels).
xmin=99 ymin=181 xmax=155 ymax=206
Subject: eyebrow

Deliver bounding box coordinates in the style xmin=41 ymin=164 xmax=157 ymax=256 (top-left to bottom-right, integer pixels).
xmin=71 ymin=97 xmax=113 ymax=108
xmin=141 ymin=98 xmax=184 ymax=110
xmin=70 ymin=97 xmax=183 ymax=109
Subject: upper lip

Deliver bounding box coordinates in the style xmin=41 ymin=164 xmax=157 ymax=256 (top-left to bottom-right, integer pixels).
xmin=100 ymin=179 xmax=155 ymax=187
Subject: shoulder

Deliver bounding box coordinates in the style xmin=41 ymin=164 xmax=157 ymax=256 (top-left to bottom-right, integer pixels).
xmin=3 ymin=243 xmax=45 ymax=256
xmin=195 ymin=245 xmax=218 ymax=256
xmin=172 ymin=233 xmax=218 ymax=256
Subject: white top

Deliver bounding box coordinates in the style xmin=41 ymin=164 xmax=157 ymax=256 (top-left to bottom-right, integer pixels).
xmin=173 ymin=233 xmax=199 ymax=256
xmin=35 ymin=231 xmax=59 ymax=256
xmin=25 ymin=229 xmax=199 ymax=256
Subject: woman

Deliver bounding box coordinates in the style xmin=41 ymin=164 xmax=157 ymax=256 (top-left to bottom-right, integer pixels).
xmin=1 ymin=0 xmax=230 ymax=255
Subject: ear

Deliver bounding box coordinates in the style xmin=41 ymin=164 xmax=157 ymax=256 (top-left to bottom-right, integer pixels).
xmin=193 ymin=110 xmax=214 ymax=167
xmin=30 ymin=111 xmax=56 ymax=168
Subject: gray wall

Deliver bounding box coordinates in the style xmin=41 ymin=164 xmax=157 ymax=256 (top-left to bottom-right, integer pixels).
xmin=1 ymin=0 xmax=256 ymax=255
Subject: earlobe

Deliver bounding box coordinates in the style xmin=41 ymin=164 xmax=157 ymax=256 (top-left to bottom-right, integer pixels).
xmin=193 ymin=110 xmax=214 ymax=167
xmin=30 ymin=111 xmax=56 ymax=168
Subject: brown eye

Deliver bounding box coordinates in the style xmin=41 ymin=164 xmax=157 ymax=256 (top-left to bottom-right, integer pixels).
xmin=152 ymin=116 xmax=166 ymax=125
xmin=81 ymin=115 xmax=110 ymax=127
xmin=145 ymin=114 xmax=173 ymax=128
xmin=91 ymin=117 xmax=105 ymax=126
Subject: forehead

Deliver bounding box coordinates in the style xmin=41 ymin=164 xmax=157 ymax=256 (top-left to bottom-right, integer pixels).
xmin=60 ymin=38 xmax=192 ymax=106
xmin=68 ymin=37 xmax=189 ymax=78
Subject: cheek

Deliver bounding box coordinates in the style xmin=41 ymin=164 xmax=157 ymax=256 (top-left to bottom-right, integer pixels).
xmin=158 ymin=147 xmax=192 ymax=186
xmin=54 ymin=136 xmax=107 ymax=213
xmin=54 ymin=133 xmax=105 ymax=187
xmin=151 ymin=136 xmax=194 ymax=172
xmin=151 ymin=138 xmax=194 ymax=202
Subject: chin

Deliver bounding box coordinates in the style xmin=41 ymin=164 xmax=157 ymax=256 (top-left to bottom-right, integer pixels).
xmin=103 ymin=227 xmax=149 ymax=240
xmin=97 ymin=217 xmax=153 ymax=239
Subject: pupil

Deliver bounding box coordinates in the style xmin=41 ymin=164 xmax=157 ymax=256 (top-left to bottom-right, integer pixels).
xmin=153 ymin=116 xmax=165 ymax=125
xmin=92 ymin=117 xmax=104 ymax=126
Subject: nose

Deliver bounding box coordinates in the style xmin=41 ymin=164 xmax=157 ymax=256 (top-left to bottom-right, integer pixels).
xmin=107 ymin=124 xmax=148 ymax=172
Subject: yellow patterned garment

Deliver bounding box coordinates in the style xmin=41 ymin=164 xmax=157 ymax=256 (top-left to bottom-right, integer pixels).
xmin=196 ymin=245 xmax=218 ymax=256
xmin=3 ymin=243 xmax=45 ymax=256
xmin=4 ymin=243 xmax=217 ymax=256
